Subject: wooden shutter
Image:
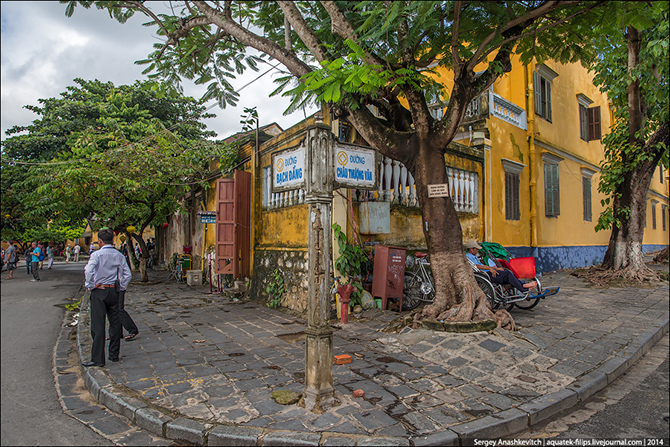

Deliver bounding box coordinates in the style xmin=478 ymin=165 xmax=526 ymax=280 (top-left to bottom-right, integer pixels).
xmin=579 ymin=105 xmax=588 ymax=141
xmin=505 ymin=172 xmax=520 ymax=221
xmin=652 ymin=204 xmax=657 ymax=230
xmin=582 ymin=176 xmax=592 ymax=222
xmin=544 ymin=163 xmax=560 ymax=217
xmin=588 ymin=106 xmax=601 ymax=140
xmin=534 ymin=72 xmax=542 ymax=117
xmin=546 ymin=80 xmax=552 ymax=122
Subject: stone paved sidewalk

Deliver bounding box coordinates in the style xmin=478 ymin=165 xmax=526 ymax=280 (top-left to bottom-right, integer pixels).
xmin=71 ymin=267 xmax=669 ymax=446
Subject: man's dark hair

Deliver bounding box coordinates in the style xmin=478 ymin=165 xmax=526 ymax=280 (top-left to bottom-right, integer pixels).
xmin=98 ymin=228 xmax=115 ymax=244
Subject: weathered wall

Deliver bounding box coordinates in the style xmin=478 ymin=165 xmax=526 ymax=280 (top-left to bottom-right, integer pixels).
xmin=250 ymin=249 xmax=309 ymax=312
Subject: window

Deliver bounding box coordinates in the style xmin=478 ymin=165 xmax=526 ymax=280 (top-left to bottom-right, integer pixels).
xmin=534 ymin=65 xmax=557 ymax=122
xmin=651 ymin=201 xmax=657 ymax=230
xmin=582 ymin=177 xmax=592 ymax=222
xmin=577 ymin=94 xmax=601 ymax=141
xmin=660 ymin=166 xmax=664 ymax=184
xmin=663 ymin=205 xmax=667 ymax=231
xmin=502 ymin=159 xmax=525 ymax=221
xmin=542 ymin=153 xmax=562 ymax=217
xmin=579 ymin=105 xmax=602 ymax=141
xmin=579 ymin=104 xmax=588 ymax=140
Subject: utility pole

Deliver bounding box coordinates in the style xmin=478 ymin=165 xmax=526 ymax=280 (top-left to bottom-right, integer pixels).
xmin=302 ymin=114 xmax=339 ymax=412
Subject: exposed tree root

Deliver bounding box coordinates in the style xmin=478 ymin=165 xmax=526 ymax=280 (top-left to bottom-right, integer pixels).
xmin=571 ymin=264 xmax=661 ymax=287
xmin=410 ymin=281 xmax=517 ymax=331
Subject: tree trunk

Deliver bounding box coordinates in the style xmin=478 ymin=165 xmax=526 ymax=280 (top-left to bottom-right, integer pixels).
xmin=124 ymin=231 xmax=138 ymax=272
xmin=600 ymin=26 xmax=668 ymax=278
xmin=406 ymin=143 xmax=514 ymax=329
xmin=132 ymin=233 xmax=150 ymax=283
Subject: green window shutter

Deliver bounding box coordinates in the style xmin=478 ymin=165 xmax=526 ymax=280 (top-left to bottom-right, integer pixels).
xmin=534 ymin=72 xmax=542 ymax=117
xmin=546 ymin=80 xmax=552 ymax=122
xmin=652 ymin=204 xmax=657 ymax=230
xmin=544 ymin=163 xmax=560 ymax=216
xmin=582 ymin=176 xmax=592 ymax=222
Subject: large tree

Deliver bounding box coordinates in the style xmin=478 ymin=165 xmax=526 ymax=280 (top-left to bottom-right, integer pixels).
xmin=3 ymin=79 xmax=235 ymax=281
xmin=63 ymin=1 xmax=607 ymax=327
xmin=589 ymin=2 xmax=669 ymax=280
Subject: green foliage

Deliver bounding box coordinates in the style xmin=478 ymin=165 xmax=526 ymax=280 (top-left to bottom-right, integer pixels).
xmin=589 ymin=2 xmax=669 ymax=231
xmin=2 ymin=79 xmax=231 ymax=242
xmin=265 ymin=269 xmax=286 ymax=308
xmin=332 ymin=223 xmax=368 ymax=306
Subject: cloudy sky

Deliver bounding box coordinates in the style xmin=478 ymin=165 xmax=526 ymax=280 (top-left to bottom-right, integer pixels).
xmin=1 ymin=1 xmax=316 ymax=140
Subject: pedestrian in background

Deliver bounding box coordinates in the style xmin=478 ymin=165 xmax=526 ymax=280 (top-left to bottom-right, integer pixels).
xmin=30 ymin=242 xmax=42 ymax=282
xmin=83 ymin=228 xmax=132 ymax=367
xmin=47 ymin=244 xmax=55 ymax=269
xmin=65 ymin=245 xmax=71 ymax=263
xmin=4 ymin=241 xmax=18 ymax=280
xmin=38 ymin=242 xmax=45 ymax=270
xmin=25 ymin=246 xmax=32 ymax=275
xmin=73 ymin=243 xmax=81 ymax=262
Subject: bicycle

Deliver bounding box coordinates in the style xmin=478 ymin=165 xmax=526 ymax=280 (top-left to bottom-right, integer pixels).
xmin=401 ymin=252 xmax=558 ymax=312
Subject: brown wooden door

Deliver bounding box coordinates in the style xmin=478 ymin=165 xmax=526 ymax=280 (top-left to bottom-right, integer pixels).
xmin=215 ymin=171 xmax=251 ymax=278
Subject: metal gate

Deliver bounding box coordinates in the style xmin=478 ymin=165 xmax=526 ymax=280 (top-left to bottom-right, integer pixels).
xmin=215 ymin=170 xmax=251 ymax=278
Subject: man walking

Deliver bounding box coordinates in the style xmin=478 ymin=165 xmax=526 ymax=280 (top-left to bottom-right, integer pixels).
xmin=4 ymin=241 xmax=18 ymax=280
xmin=83 ymin=228 xmax=132 ymax=367
xmin=29 ymin=242 xmax=42 ymax=282
xmin=74 ymin=243 xmax=81 ymax=262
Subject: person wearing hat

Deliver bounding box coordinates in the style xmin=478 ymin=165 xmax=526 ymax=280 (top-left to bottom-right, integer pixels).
xmin=464 ymin=240 xmax=537 ymax=292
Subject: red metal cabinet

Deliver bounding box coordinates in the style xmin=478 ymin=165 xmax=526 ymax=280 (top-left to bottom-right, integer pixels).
xmin=371 ymin=245 xmax=406 ymax=312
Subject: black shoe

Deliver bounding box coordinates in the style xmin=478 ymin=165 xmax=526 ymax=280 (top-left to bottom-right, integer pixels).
xmin=108 ymin=356 xmax=120 ymax=362
xmin=82 ymin=361 xmax=104 ymax=367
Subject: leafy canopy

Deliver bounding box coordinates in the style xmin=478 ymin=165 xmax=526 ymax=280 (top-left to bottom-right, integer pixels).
xmin=590 ymin=2 xmax=669 ymax=231
xmin=2 ymin=79 xmax=235 ymax=239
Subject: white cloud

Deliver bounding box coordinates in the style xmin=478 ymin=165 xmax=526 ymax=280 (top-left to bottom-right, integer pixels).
xmin=1 ymin=1 xmax=316 ymax=140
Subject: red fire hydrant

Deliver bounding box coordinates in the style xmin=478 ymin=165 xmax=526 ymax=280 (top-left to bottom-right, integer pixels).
xmin=337 ymin=283 xmax=353 ymax=324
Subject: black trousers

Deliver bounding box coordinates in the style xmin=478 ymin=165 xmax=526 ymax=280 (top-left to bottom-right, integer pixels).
xmin=486 ymin=269 xmax=527 ymax=292
xmin=90 ymin=287 xmax=121 ymax=365
xmin=118 ymin=291 xmax=138 ymax=335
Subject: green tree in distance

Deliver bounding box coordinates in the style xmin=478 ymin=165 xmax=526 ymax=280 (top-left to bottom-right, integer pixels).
xmin=62 ymin=1 xmax=611 ymax=327
xmin=587 ymin=2 xmax=668 ymax=281
xmin=4 ymin=79 xmax=236 ymax=282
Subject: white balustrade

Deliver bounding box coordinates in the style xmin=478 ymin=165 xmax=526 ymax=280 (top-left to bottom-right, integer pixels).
xmin=263 ymin=151 xmax=478 ymax=214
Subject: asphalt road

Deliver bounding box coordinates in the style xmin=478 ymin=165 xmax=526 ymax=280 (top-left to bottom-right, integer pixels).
xmin=1 ymin=262 xmax=113 ymax=446
xmin=514 ymin=333 xmax=670 ymax=442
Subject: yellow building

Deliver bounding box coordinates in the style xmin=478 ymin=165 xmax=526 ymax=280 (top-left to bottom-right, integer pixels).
xmin=186 ymin=55 xmax=667 ymax=310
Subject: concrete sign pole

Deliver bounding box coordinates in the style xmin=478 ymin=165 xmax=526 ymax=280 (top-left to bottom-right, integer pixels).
xmin=302 ymin=118 xmax=340 ymax=412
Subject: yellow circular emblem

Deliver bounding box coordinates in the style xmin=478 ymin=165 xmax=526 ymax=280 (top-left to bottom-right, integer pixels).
xmin=337 ymin=151 xmax=348 ymax=166
xmin=276 ymin=158 xmax=285 ymax=172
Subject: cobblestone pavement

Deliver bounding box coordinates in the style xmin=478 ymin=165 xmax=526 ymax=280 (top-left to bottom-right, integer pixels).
xmin=67 ymin=266 xmax=669 ymax=446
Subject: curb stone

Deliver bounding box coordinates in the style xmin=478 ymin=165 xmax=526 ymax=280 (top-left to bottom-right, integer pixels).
xmin=566 ymin=370 xmax=608 ymax=401
xmin=135 ymin=407 xmax=174 ymax=438
xmin=73 ymin=282 xmax=669 ymax=446
xmin=165 ymin=418 xmax=212 ymax=445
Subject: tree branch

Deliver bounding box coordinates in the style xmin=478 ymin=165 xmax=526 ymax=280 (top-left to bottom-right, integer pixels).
xmin=277 ymin=1 xmax=329 ymax=63
xmin=451 ymin=1 xmax=463 ymax=70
